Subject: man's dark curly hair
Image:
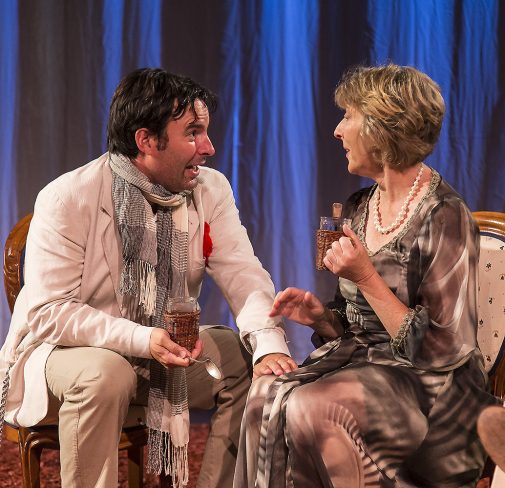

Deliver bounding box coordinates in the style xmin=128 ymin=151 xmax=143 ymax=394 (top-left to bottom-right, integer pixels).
xmin=107 ymin=68 xmax=218 ymax=158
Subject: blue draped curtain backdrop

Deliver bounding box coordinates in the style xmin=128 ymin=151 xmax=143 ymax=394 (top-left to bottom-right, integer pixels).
xmin=1 ymin=0 xmax=504 ymax=362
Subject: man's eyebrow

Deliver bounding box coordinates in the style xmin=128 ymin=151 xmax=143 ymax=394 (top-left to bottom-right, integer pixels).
xmin=185 ymin=120 xmax=205 ymax=130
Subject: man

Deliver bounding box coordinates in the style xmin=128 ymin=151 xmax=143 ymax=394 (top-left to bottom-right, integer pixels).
xmin=0 ymin=68 xmax=297 ymax=487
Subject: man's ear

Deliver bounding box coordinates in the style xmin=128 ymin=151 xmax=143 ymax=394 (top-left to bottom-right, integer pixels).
xmin=135 ymin=128 xmax=156 ymax=155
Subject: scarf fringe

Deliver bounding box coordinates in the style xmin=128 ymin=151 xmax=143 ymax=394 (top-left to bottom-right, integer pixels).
xmin=119 ymin=260 xmax=157 ymax=317
xmin=147 ymin=428 xmax=189 ymax=488
xmin=119 ymin=259 xmax=137 ymax=295
xmin=138 ymin=261 xmax=157 ymax=316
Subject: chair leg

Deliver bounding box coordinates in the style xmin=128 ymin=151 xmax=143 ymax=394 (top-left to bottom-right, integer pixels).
xmin=17 ymin=429 xmax=43 ymax=488
xmin=127 ymin=445 xmax=144 ymax=488
xmin=159 ymin=473 xmax=172 ymax=487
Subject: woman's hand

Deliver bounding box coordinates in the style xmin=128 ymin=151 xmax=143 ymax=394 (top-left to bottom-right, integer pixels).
xmin=269 ymin=287 xmax=340 ymax=337
xmin=323 ymin=224 xmax=376 ymax=286
xmin=269 ymin=287 xmax=326 ymax=326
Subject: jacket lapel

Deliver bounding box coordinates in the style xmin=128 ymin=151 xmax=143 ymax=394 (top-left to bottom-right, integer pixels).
xmin=188 ymin=185 xmax=203 ymax=245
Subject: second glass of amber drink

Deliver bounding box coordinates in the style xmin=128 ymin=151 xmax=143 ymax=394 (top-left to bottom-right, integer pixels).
xmin=315 ymin=209 xmax=351 ymax=271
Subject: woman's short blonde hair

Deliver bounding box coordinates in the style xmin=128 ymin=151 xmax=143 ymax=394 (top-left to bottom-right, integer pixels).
xmin=334 ymin=64 xmax=445 ymax=169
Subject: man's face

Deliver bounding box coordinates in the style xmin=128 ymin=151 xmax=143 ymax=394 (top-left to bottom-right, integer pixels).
xmin=142 ymin=99 xmax=215 ymax=192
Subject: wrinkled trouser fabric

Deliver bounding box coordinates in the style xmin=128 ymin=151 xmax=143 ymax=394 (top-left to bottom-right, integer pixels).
xmin=43 ymin=327 xmax=251 ymax=488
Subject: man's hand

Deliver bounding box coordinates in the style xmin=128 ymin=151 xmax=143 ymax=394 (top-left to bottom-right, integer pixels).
xmin=253 ymin=353 xmax=298 ymax=379
xmin=150 ymin=328 xmax=203 ymax=368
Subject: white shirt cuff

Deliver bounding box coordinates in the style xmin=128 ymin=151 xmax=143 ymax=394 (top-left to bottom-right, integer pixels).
xmin=247 ymin=328 xmax=291 ymax=364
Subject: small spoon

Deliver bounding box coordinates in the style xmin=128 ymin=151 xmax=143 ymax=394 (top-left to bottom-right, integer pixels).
xmin=188 ymin=357 xmax=223 ymax=380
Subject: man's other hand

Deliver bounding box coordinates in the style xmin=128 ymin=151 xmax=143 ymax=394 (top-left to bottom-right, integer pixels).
xmin=253 ymin=353 xmax=298 ymax=379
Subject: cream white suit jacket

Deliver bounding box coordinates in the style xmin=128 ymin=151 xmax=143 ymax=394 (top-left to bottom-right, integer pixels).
xmin=0 ymin=153 xmax=289 ymax=427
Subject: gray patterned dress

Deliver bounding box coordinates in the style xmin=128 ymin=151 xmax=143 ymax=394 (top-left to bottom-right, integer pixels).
xmin=233 ymin=170 xmax=500 ymax=488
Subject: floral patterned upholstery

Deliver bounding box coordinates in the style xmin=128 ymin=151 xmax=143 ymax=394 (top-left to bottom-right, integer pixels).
xmin=474 ymin=212 xmax=505 ymax=374
xmin=477 ymin=229 xmax=505 ymax=374
xmin=473 ymin=213 xmax=505 ymax=488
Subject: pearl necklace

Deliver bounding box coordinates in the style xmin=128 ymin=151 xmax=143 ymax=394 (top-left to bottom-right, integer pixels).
xmin=372 ymin=163 xmax=424 ymax=235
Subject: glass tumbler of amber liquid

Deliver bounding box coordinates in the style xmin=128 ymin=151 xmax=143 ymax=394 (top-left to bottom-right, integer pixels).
xmin=164 ymin=296 xmax=200 ymax=351
xmin=315 ymin=216 xmax=352 ymax=270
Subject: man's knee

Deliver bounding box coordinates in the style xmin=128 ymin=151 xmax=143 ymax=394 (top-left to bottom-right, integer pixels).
xmin=84 ymin=359 xmax=136 ymax=405
xmin=46 ymin=346 xmax=137 ymax=404
xmin=200 ymin=327 xmax=252 ymax=380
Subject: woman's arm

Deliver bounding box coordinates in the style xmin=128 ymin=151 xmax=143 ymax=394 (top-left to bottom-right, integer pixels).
xmin=323 ymin=224 xmax=410 ymax=338
xmin=269 ymin=287 xmax=345 ymax=339
xmin=324 ymin=198 xmax=480 ymax=370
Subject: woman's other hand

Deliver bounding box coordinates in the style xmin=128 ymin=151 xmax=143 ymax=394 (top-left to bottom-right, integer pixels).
xmin=269 ymin=287 xmax=342 ymax=338
xmin=323 ymin=224 xmax=376 ymax=285
xmin=269 ymin=287 xmax=325 ymax=326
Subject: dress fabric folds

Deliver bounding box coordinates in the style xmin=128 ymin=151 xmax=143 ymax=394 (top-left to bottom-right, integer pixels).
xmin=234 ymin=169 xmax=501 ymax=488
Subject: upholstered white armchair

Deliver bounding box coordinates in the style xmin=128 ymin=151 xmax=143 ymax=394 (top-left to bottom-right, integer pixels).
xmin=473 ymin=211 xmax=505 ymax=488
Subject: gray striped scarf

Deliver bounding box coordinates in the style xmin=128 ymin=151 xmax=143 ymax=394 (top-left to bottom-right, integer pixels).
xmin=109 ymin=152 xmax=190 ymax=487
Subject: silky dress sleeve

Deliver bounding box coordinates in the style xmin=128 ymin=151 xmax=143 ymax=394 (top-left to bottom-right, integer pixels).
xmin=391 ymin=195 xmax=480 ymax=371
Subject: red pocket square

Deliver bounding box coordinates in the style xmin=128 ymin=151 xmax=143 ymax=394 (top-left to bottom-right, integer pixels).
xmin=203 ymin=222 xmax=213 ymax=267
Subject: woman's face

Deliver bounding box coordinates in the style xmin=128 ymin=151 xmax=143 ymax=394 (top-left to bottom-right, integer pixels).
xmin=334 ymin=106 xmax=376 ymax=177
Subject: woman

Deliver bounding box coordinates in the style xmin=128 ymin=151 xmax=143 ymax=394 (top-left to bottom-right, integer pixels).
xmin=233 ymin=65 xmax=500 ymax=487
